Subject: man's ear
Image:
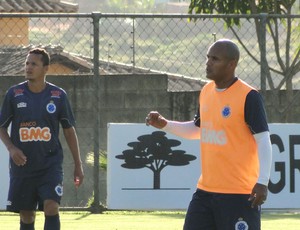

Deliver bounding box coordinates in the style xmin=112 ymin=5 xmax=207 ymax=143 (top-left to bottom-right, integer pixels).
xmin=229 ymin=60 xmax=238 ymax=70
xmin=44 ymin=65 xmax=49 ymax=73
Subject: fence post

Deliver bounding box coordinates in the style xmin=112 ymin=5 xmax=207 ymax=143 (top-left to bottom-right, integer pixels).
xmin=91 ymin=12 xmax=103 ymax=213
xmin=259 ymin=13 xmax=268 ymax=97
xmin=131 ymin=17 xmax=136 ymax=72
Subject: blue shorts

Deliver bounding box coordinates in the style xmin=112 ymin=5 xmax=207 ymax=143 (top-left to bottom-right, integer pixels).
xmin=183 ymin=189 xmax=261 ymax=230
xmin=7 ymin=167 xmax=63 ymax=213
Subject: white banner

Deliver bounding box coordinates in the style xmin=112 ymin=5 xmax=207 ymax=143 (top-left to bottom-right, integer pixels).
xmin=267 ymin=124 xmax=300 ymax=208
xmin=107 ymin=123 xmax=200 ymax=210
xmin=0 ymin=142 xmax=9 ymax=210
xmin=107 ymin=123 xmax=300 ymax=210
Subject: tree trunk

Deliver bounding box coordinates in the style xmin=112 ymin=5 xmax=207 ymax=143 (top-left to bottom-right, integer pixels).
xmin=153 ymin=170 xmax=161 ymax=189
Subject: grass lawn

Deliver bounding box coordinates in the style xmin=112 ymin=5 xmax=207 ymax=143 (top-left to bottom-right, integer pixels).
xmin=0 ymin=210 xmax=300 ymax=229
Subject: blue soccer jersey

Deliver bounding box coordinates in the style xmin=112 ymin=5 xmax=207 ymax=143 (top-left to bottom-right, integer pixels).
xmin=0 ymin=81 xmax=75 ymax=177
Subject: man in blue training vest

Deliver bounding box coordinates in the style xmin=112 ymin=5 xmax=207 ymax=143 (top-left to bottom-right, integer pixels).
xmin=0 ymin=48 xmax=84 ymax=230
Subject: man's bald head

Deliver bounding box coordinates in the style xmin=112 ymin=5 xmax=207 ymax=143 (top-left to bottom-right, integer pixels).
xmin=210 ymin=39 xmax=240 ymax=63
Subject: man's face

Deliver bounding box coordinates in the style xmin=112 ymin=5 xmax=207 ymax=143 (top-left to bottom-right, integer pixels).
xmin=205 ymin=44 xmax=232 ymax=82
xmin=25 ymin=53 xmax=48 ymax=81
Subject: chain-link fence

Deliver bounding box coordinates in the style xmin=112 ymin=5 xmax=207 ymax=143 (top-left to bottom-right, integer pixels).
xmin=1 ymin=13 xmax=300 ymax=210
xmin=1 ymin=13 xmax=300 ymax=89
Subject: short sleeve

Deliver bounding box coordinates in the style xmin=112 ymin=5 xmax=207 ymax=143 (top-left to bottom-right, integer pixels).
xmin=244 ymin=90 xmax=269 ymax=134
xmin=59 ymin=92 xmax=76 ymax=129
xmin=194 ymin=107 xmax=200 ymax=127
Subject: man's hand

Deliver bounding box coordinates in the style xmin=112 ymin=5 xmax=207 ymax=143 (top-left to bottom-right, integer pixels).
xmin=248 ymin=183 xmax=268 ymax=208
xmin=74 ymin=164 xmax=84 ymax=188
xmin=145 ymin=111 xmax=168 ymax=129
xmin=9 ymin=146 xmax=27 ymax=166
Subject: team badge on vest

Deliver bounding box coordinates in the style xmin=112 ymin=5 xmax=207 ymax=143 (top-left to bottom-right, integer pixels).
xmin=235 ymin=218 xmax=249 ymax=230
xmin=222 ymin=106 xmax=231 ymax=118
xmin=46 ymin=101 xmax=56 ymax=114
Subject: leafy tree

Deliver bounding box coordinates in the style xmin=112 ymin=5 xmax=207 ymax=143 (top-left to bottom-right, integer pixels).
xmin=115 ymin=131 xmax=196 ymax=189
xmin=188 ymin=0 xmax=300 ymax=121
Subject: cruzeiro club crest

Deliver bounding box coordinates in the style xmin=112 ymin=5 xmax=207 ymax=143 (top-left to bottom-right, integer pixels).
xmin=46 ymin=101 xmax=56 ymax=114
xmin=55 ymin=184 xmax=63 ymax=197
xmin=222 ymin=105 xmax=231 ymax=118
xmin=235 ymin=218 xmax=249 ymax=230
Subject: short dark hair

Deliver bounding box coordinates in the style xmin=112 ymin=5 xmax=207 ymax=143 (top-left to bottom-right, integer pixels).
xmin=28 ymin=48 xmax=50 ymax=66
xmin=213 ymin=39 xmax=240 ymax=62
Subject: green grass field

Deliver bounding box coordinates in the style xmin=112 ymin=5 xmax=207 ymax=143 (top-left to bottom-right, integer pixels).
xmin=1 ymin=210 xmax=300 ymax=229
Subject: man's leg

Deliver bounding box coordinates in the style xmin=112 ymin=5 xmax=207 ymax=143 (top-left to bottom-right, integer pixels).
xmin=212 ymin=193 xmax=261 ymax=230
xmin=20 ymin=210 xmax=36 ymax=230
xmin=183 ymin=189 xmax=217 ymax=230
xmin=38 ymin=166 xmax=63 ymax=230
xmin=43 ymin=199 xmax=60 ymax=230
xmin=7 ymin=177 xmax=38 ymax=230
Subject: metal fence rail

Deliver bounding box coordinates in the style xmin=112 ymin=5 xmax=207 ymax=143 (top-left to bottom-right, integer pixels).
xmin=1 ymin=13 xmax=300 ymax=210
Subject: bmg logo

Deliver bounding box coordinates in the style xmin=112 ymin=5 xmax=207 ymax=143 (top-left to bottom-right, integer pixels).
xmin=19 ymin=127 xmax=51 ymax=142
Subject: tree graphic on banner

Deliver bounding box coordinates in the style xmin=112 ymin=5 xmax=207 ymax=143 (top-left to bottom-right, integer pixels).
xmin=115 ymin=131 xmax=196 ymax=189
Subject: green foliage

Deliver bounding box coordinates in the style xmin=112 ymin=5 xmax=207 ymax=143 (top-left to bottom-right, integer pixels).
xmin=86 ymin=192 xmax=107 ymax=211
xmin=188 ymin=0 xmax=300 ymax=94
xmin=189 ymin=0 xmax=296 ymax=14
xmin=188 ymin=0 xmax=297 ymax=26
xmin=86 ymin=150 xmax=107 ymax=171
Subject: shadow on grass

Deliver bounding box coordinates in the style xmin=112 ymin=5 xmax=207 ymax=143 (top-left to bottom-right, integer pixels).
xmin=100 ymin=210 xmax=186 ymax=219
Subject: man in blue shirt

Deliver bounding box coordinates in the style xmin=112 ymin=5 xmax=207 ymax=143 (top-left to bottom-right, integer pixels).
xmin=0 ymin=48 xmax=84 ymax=230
